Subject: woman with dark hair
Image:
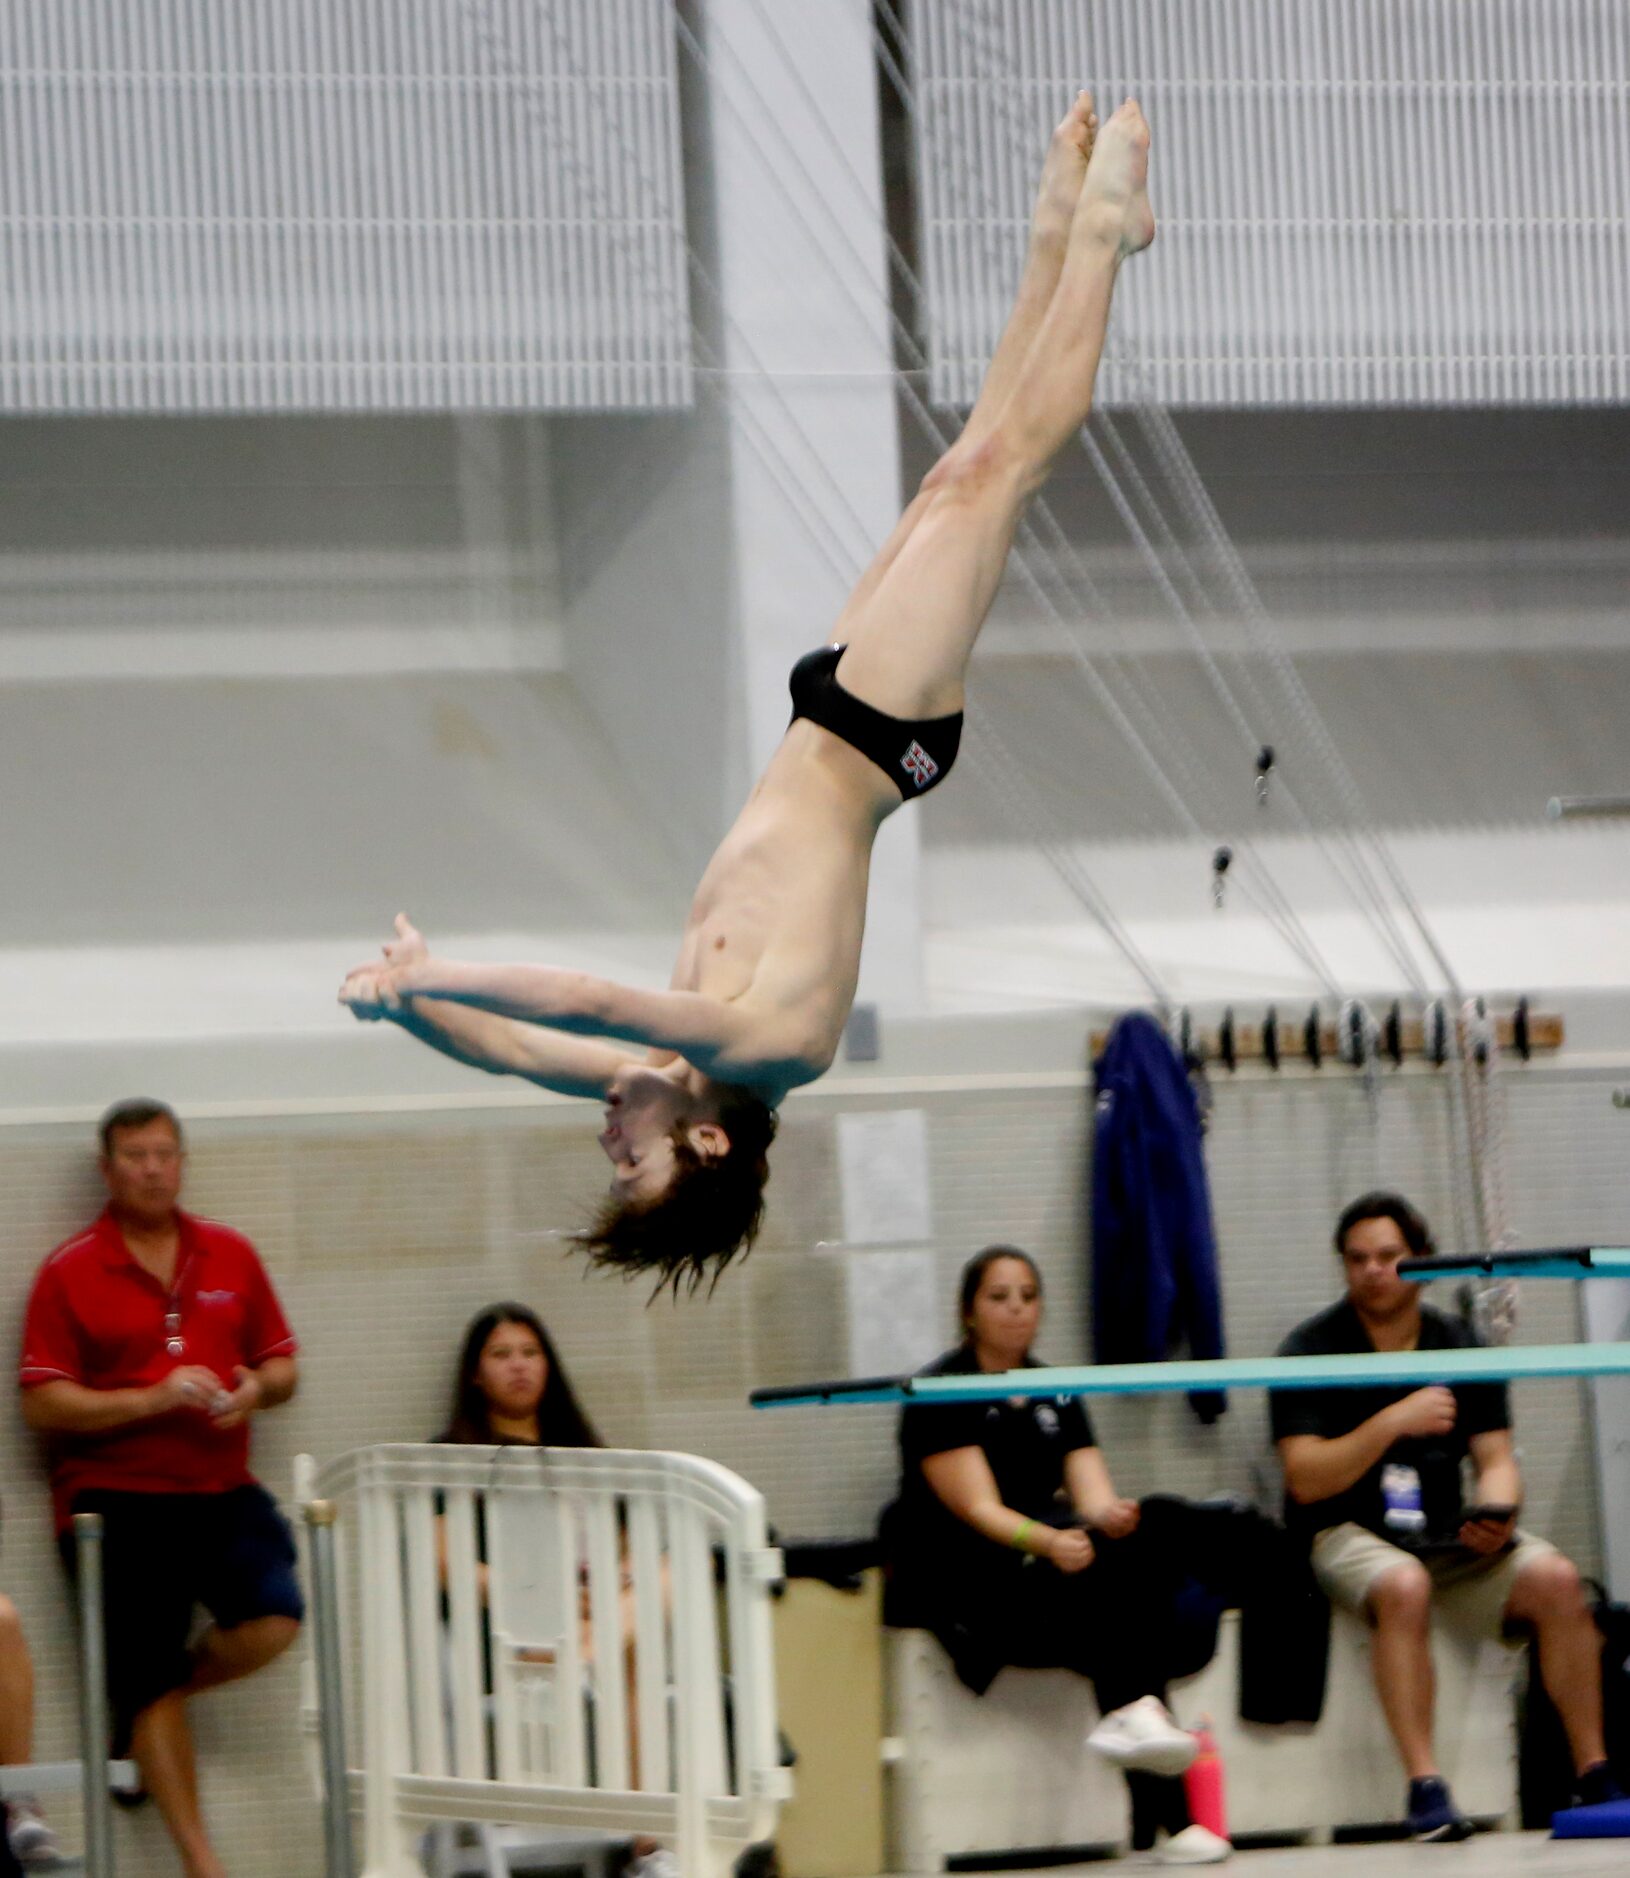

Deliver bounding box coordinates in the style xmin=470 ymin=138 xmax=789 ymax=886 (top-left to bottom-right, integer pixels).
xmin=885 ymin=1247 xmax=1230 ymax=1866
xmin=434 ymin=1307 xmax=676 ymax=1878
xmin=437 ymin=1303 xmax=601 ymax=1450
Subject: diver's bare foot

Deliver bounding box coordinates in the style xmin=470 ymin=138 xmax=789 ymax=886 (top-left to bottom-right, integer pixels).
xmin=1030 ymin=90 xmax=1098 ymax=255
xmin=1076 ymin=98 xmax=1155 ymax=257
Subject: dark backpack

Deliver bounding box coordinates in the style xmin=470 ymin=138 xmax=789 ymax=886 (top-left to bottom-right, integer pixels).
xmin=1519 ymin=1583 xmax=1630 ymax=1826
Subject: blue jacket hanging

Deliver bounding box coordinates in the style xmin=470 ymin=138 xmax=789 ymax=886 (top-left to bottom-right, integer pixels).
xmin=1091 ymin=1011 xmax=1227 ymax=1423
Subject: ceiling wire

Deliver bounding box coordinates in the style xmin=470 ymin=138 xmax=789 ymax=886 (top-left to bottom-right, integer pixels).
xmin=923 ymin=0 xmax=1492 ymax=1245
xmin=912 ymin=2 xmax=1449 ymax=1007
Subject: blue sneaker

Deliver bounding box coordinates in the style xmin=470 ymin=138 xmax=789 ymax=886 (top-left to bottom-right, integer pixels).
xmin=1406 ymin=1776 xmax=1474 ymax=1842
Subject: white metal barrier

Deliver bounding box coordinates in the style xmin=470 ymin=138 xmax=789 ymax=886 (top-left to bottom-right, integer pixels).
xmin=295 ymin=1444 xmax=789 ymax=1878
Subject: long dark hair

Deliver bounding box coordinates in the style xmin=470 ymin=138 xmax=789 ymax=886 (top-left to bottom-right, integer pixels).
xmin=437 ymin=1302 xmax=603 ymax=1448
xmin=575 ymin=1086 xmax=778 ymax=1295
xmin=957 ymin=1244 xmax=1044 ymax=1339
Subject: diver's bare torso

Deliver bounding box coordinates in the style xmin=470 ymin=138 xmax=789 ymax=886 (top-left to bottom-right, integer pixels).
xmin=666 ymin=714 xmax=901 ymax=1102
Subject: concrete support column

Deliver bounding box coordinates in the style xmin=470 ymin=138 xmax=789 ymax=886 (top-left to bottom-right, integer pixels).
xmin=697 ymin=0 xmax=924 ymax=1014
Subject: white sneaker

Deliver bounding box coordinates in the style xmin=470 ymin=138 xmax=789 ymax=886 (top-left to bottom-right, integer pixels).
xmin=7 ymin=1797 xmax=63 ymax=1870
xmin=1155 ymin=1824 xmax=1232 ymax=1865
xmin=1087 ymin=1695 xmax=1200 ymax=1776
xmin=626 ymin=1850 xmax=681 ymax=1878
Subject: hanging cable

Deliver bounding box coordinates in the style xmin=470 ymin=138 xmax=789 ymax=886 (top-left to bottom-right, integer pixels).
xmin=1128 ymin=397 xmax=1444 ymax=998
xmin=917 ymin=7 xmax=1516 ymax=1253
xmin=911 ymin=13 xmax=1518 ymax=1248
xmin=1458 ymin=998 xmax=1520 ymax=1342
xmin=902 ymin=0 xmax=1446 ymax=1006
xmin=922 ymin=18 xmax=1441 ymax=1005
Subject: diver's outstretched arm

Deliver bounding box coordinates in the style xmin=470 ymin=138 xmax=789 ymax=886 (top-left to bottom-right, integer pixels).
xmin=387 ymin=996 xmax=637 ymax=1100
xmin=340 ymin=914 xmax=641 ymax=1098
xmin=396 ymin=957 xmax=805 ymax=1085
xmin=344 ymin=920 xmax=805 ymax=1085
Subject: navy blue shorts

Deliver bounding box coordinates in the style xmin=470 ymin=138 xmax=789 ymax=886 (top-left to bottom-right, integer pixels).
xmin=61 ymin=1484 xmax=304 ymax=1733
xmin=789 ymin=645 xmax=962 ymax=798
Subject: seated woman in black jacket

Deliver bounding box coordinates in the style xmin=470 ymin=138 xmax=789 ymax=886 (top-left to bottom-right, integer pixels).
xmin=885 ymin=1246 xmax=1230 ymax=1867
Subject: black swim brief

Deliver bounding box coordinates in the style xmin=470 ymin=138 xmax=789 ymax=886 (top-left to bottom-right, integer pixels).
xmin=788 ymin=645 xmax=962 ymax=799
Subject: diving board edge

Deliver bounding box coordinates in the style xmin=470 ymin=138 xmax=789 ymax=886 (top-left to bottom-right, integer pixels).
xmin=749 ymin=1341 xmax=1630 ymax=1410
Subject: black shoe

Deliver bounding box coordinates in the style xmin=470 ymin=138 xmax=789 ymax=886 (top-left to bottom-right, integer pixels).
xmin=1574 ymin=1762 xmax=1627 ymax=1809
xmin=1406 ymin=1776 xmax=1475 ymax=1842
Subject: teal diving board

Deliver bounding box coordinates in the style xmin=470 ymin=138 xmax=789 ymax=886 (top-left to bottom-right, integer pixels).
xmin=1399 ymin=1246 xmax=1630 ymax=1281
xmin=750 ymin=1339 xmax=1630 ymax=1411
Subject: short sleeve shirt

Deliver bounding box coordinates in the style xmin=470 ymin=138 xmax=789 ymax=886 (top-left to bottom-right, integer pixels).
xmin=21 ymin=1208 xmax=298 ymax=1529
xmin=1268 ymin=1299 xmax=1509 ymax=1538
xmin=894 ymin=1345 xmax=1097 ymax=1586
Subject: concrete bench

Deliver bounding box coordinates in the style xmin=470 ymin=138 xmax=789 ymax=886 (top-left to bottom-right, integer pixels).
xmin=884 ymin=1611 xmax=1522 ymax=1869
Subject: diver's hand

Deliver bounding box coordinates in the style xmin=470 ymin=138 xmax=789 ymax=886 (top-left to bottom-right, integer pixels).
xmin=340 ymin=914 xmax=431 ymax=1017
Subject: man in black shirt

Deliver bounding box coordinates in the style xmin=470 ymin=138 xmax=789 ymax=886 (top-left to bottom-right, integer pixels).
xmin=1270 ymin=1192 xmax=1616 ymax=1841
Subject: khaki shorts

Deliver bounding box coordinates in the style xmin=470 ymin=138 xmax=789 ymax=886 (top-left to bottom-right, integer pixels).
xmin=1311 ymin=1520 xmax=1558 ymax=1641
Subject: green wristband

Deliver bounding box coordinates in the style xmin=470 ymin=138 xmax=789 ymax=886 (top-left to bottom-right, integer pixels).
xmin=1010 ymin=1517 xmax=1037 ymax=1554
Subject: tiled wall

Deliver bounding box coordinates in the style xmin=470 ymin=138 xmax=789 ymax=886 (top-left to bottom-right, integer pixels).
xmin=0 ymin=1060 xmax=1615 ymax=1873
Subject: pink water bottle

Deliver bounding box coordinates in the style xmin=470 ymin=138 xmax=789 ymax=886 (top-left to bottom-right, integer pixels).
xmin=1183 ymin=1718 xmax=1228 ymax=1840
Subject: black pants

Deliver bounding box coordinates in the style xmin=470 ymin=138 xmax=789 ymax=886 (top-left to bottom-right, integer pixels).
xmin=916 ymin=1535 xmax=1192 ymax=1845
xmin=0 ymin=1810 xmax=22 ymax=1878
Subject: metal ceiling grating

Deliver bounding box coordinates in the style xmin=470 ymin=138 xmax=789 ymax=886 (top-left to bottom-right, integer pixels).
xmin=0 ymin=0 xmax=693 ymax=412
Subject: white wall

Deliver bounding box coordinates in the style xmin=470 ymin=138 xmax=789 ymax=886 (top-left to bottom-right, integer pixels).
xmin=0 ymin=1047 xmax=1618 ymax=1872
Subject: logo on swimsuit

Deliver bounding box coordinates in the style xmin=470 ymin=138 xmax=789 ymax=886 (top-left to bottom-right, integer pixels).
xmin=1034 ymin=1404 xmax=1060 ymax=1437
xmin=900 ymin=740 xmax=939 ymax=789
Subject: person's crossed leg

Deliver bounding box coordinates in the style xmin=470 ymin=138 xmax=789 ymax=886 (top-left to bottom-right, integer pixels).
xmin=130 ymin=1618 xmax=301 ymax=1878
xmin=71 ymin=1487 xmax=302 ymax=1878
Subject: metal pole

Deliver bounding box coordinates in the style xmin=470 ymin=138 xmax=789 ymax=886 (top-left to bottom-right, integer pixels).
xmin=1547 ymin=795 xmax=1630 ymax=821
xmin=304 ymin=1500 xmax=356 ymax=1878
xmin=71 ymin=1512 xmax=115 ymax=1878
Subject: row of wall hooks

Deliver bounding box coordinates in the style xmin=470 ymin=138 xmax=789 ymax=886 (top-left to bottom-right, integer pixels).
xmin=1092 ymin=998 xmax=1559 ymax=1073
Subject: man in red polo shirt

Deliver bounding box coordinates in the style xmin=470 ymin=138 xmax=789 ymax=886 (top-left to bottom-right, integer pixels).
xmin=20 ymin=1100 xmax=301 ymax=1878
